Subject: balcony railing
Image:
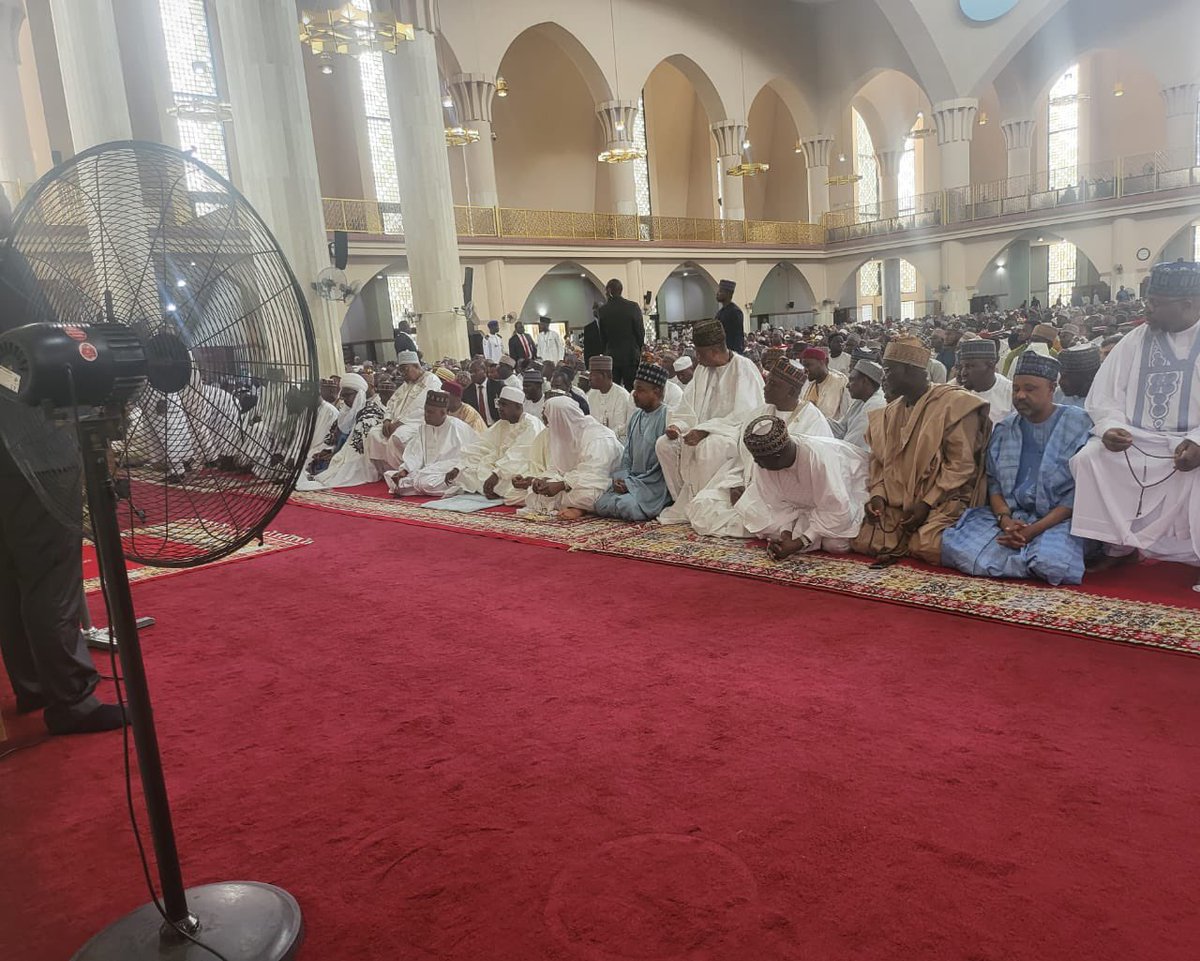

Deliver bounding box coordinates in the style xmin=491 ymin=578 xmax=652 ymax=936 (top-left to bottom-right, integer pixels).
xmin=324 ymin=199 xmax=826 ymax=247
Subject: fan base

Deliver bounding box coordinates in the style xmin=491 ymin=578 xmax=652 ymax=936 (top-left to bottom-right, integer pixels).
xmin=71 ymin=881 xmax=302 ymax=961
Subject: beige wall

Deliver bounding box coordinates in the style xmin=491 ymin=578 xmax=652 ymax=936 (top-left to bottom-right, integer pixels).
xmin=644 ymin=61 xmax=717 ymax=220
xmin=744 ymin=86 xmax=808 ymax=222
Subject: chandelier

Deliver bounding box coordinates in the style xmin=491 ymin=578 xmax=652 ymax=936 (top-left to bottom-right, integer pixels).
xmin=167 ymin=97 xmax=233 ymax=124
xmin=598 ymin=145 xmax=646 ymax=164
xmin=727 ymin=162 xmax=769 ymax=177
xmin=445 ymin=126 xmax=481 ymax=146
xmin=826 ymin=173 xmax=863 ymax=186
xmin=299 ymin=4 xmax=414 ymax=59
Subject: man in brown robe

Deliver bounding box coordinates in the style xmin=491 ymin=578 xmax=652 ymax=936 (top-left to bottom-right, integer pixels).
xmin=852 ymin=337 xmax=991 ymax=567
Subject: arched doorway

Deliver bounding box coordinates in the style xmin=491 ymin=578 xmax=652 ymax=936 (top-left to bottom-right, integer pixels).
xmin=977 ymin=233 xmax=1107 ymax=310
xmin=339 ymin=259 xmax=415 ymax=363
xmin=840 ymin=258 xmax=929 ymax=322
xmin=751 ymin=263 xmax=817 ymax=329
xmin=516 ymin=262 xmax=606 ymax=340
xmin=653 ymin=263 xmax=717 ymax=337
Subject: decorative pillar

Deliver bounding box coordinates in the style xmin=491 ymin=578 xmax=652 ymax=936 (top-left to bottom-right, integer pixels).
xmin=212 ymin=0 xmax=342 ymax=375
xmin=1160 ymin=83 xmax=1199 ymax=166
xmin=875 ymin=149 xmax=904 ymax=210
xmin=711 ymin=119 xmax=748 ymax=221
xmin=49 ymin=0 xmax=132 ymax=150
xmin=596 ymin=100 xmax=639 ymax=216
xmin=448 ymin=73 xmax=498 ymax=209
xmin=483 ymin=257 xmax=506 ymax=321
xmin=882 ymin=257 xmax=902 ymax=322
xmin=932 ymin=98 xmax=978 ymax=190
xmin=0 ymin=0 xmax=34 ymax=194
xmin=381 ymin=0 xmax=466 ymax=362
xmin=940 ymin=239 xmax=970 ymax=316
xmin=799 ymin=134 xmax=834 ymax=221
xmin=1000 ymin=117 xmax=1035 ymax=182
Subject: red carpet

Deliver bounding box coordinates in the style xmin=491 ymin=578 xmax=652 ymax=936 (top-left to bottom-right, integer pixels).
xmin=3 ymin=504 xmax=1200 ymax=960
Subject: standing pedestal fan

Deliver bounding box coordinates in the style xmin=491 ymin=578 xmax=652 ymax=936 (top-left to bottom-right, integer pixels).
xmin=0 ymin=142 xmax=319 ymax=960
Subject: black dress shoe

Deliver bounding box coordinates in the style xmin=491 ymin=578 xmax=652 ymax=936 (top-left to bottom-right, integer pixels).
xmin=16 ymin=694 xmax=47 ymax=715
xmin=48 ymin=703 xmax=129 ymax=735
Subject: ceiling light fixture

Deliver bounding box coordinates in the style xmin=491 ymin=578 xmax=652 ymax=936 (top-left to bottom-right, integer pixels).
xmin=596 ymin=0 xmax=644 ymax=165
xmin=445 ymin=125 xmax=480 ymax=146
xmin=299 ymin=4 xmax=414 ymax=60
xmin=1113 ymin=82 xmax=1125 ymax=97
xmin=495 ymin=77 xmax=509 ymax=97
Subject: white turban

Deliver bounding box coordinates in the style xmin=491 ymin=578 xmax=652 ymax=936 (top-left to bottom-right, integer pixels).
xmin=336 ymin=372 xmax=368 ymax=435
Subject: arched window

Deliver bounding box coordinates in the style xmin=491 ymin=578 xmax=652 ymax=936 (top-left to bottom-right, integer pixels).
xmin=853 ymin=108 xmax=879 ymax=218
xmin=157 ymin=0 xmax=230 ymax=183
xmin=1047 ymin=65 xmax=1079 ymax=190
xmin=858 ymin=259 xmax=919 ymax=321
xmin=898 ymin=122 xmax=918 ymax=216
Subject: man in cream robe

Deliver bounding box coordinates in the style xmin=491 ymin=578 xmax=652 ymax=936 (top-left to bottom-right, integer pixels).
xmin=449 ymin=385 xmax=544 ymax=501
xmin=1070 ymin=261 xmax=1200 ymax=588
xmin=518 ymin=396 xmax=623 ymax=519
xmin=586 ymin=354 xmax=635 ymax=440
xmin=688 ymin=357 xmax=832 ymax=538
xmin=852 ymin=337 xmax=991 ymax=566
xmin=737 ymin=415 xmax=870 ymax=559
xmin=385 ymin=391 xmax=478 ymax=495
xmin=656 ymin=319 xmax=765 ymax=525
xmin=800 ymin=347 xmax=848 ymax=421
xmin=826 ymin=359 xmax=886 ymax=451
xmin=365 ymin=350 xmax=440 ymax=471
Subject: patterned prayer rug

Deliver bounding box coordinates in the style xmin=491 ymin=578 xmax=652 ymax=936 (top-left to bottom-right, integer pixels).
xmin=287 ymin=488 xmax=1200 ymax=654
xmin=83 ymin=528 xmax=312 ymax=595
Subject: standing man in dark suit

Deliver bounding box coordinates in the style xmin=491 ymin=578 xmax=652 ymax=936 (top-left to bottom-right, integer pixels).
xmin=583 ymin=302 xmax=603 ymax=365
xmin=716 ymin=279 xmax=745 ymax=354
xmin=597 ymin=278 xmax=644 ymax=390
xmin=508 ymin=321 xmax=537 ymax=370
xmin=393 ymin=320 xmax=418 ymax=359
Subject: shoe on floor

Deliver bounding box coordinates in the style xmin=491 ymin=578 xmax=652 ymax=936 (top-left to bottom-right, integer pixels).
xmin=48 ymin=703 xmax=129 ymax=736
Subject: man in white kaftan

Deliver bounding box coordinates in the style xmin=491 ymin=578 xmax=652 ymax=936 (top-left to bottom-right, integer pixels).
xmin=384 ymin=390 xmax=478 ymax=495
xmin=1070 ymin=261 xmax=1200 ymax=588
xmin=586 ymin=355 xmax=635 ymax=440
xmin=688 ymin=358 xmax=832 ymax=537
xmin=449 ymin=385 xmax=544 ymax=501
xmin=365 ymin=350 xmax=440 ymax=471
xmin=736 ymin=415 xmax=870 ymax=559
xmin=655 ymin=319 xmax=765 ymax=525
xmin=956 ymin=337 xmax=1013 ymax=425
xmin=826 ymin=359 xmax=886 ymax=451
xmin=518 ymin=396 xmax=623 ymax=519
xmin=296 ymin=372 xmax=387 ymax=490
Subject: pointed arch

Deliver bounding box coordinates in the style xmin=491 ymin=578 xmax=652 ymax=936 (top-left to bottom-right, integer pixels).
xmin=493 ymin=22 xmax=613 ymax=105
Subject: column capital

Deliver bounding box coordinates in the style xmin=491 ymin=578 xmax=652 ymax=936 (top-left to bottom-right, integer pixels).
xmin=710 ymin=119 xmax=748 ymax=158
xmin=448 ymin=73 xmax=495 ymax=124
xmin=798 ymin=133 xmax=834 ymax=168
xmin=932 ymin=98 xmax=978 ymax=145
xmin=875 ymin=149 xmax=905 ymax=178
xmin=596 ymin=99 xmax=639 ymax=146
xmin=1000 ymin=117 xmax=1035 ymax=151
xmin=1161 ymin=82 xmax=1199 ymax=118
xmin=0 ymin=0 xmax=25 ymax=64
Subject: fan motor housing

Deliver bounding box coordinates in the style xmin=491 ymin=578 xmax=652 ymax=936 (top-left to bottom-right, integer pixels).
xmin=0 ymin=322 xmax=148 ymax=408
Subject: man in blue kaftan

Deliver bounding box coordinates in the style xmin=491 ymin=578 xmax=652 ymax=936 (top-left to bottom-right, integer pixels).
xmin=593 ymin=363 xmax=671 ymax=521
xmin=942 ymin=352 xmax=1096 ymax=585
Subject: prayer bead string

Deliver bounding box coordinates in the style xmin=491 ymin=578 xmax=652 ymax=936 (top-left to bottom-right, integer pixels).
xmin=1124 ymin=443 xmax=1178 ymax=518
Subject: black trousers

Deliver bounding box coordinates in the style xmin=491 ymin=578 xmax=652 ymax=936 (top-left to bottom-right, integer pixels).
xmin=0 ymin=470 xmax=99 ymax=731
xmin=613 ymin=365 xmax=637 ymax=391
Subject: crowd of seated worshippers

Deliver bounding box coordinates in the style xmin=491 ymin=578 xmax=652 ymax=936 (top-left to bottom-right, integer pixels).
xmin=219 ymin=263 xmax=1197 ymax=595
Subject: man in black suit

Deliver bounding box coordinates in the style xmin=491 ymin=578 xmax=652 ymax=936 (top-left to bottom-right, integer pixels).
xmin=597 ymin=278 xmax=644 ymax=390
xmin=462 ymin=360 xmax=497 ymax=427
xmin=583 ymin=303 xmax=603 ymax=365
xmin=393 ymin=320 xmax=418 ymax=359
xmin=508 ymin=321 xmax=537 ymax=370
xmin=716 ymin=279 xmax=745 ymax=354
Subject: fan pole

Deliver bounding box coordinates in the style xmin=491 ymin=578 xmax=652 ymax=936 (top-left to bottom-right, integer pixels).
xmin=79 ymin=418 xmax=193 ymax=929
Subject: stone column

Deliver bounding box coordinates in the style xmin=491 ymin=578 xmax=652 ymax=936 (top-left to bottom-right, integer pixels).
xmin=448 ymin=73 xmax=498 ymax=209
xmin=876 ymin=149 xmax=904 ymax=211
xmin=596 ymin=100 xmax=639 ymax=216
xmin=882 ymin=257 xmax=902 ymax=322
xmin=932 ymin=98 xmax=978 ymax=190
xmin=711 ymin=120 xmax=748 ymax=221
xmin=799 ymin=134 xmax=834 ymax=221
xmin=483 ymin=258 xmax=506 ymax=321
xmin=212 ymin=0 xmax=342 ymax=375
xmin=0 ymin=0 xmax=34 ymax=194
xmin=382 ymin=0 xmax=466 ymax=362
xmin=940 ymin=239 xmax=970 ymax=316
xmin=1160 ymin=83 xmax=1198 ymax=167
xmin=49 ymin=0 xmax=132 ymax=150
xmin=1000 ymin=117 xmax=1035 ymax=182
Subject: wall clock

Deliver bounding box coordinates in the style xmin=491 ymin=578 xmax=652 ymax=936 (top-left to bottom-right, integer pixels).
xmin=1136 ymin=247 xmax=1151 ymax=261
xmin=960 ymin=0 xmax=1020 ymax=22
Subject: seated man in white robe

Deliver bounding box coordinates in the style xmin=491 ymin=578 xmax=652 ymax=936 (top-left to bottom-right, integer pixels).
xmin=449 ymin=385 xmax=544 ymax=501
xmin=957 ymin=337 xmax=1013 ymax=425
xmin=364 ymin=350 xmax=440 ymax=471
xmin=688 ymin=357 xmax=832 ymax=537
xmin=385 ymin=390 xmax=477 ymax=496
xmin=586 ymin=355 xmax=635 ymax=440
xmin=1071 ymin=261 xmax=1200 ymax=590
xmin=826 ymin=359 xmax=886 ymax=451
xmin=517 ymin=396 xmax=623 ymax=519
xmin=522 ymin=368 xmax=547 ymax=420
xmin=659 ymin=354 xmax=685 ymax=409
xmin=296 ymin=372 xmax=386 ymax=490
xmin=736 ymin=414 xmax=870 ymax=561
xmin=656 ymin=318 xmax=765 ymax=525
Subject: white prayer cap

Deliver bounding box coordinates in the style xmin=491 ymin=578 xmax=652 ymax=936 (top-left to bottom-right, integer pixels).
xmin=499 ymin=385 xmax=525 ymax=405
xmin=396 ymin=350 xmax=420 ymax=365
xmin=339 ymin=372 xmax=368 ymax=393
xmin=1026 ymin=342 xmax=1052 ymax=359
xmin=673 ymin=356 xmax=694 ymax=372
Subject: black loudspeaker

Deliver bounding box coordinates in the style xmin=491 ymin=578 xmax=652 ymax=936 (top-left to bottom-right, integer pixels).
xmin=332 ymin=230 xmax=349 ymax=270
xmin=462 ymin=266 xmax=474 ymax=306
xmin=643 ymin=290 xmax=652 ymax=306
xmin=833 ymin=307 xmax=851 ymax=326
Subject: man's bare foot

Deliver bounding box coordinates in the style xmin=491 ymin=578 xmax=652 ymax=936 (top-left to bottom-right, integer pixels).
xmin=1085 ymin=551 xmax=1138 ymax=573
xmin=558 ymin=508 xmax=585 ymax=521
